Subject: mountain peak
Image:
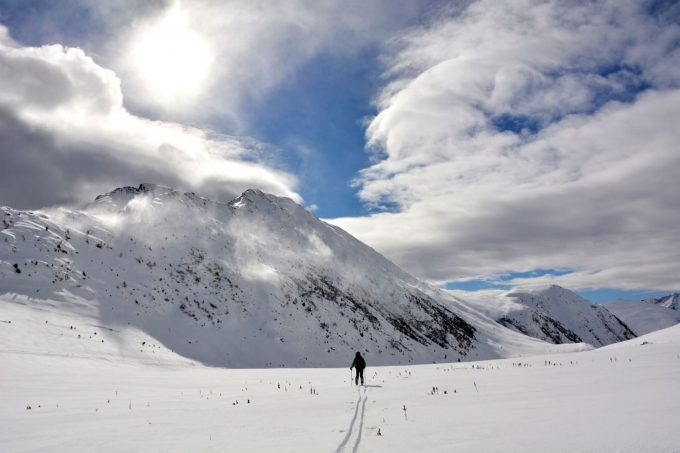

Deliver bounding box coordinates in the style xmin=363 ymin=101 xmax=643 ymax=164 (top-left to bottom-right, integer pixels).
xmin=94 ymin=183 xmax=171 ymax=199
xmin=496 ymin=284 xmax=635 ymax=346
xmin=92 ymin=184 xmax=305 ymax=217
xmin=92 ymin=183 xmax=180 ymax=208
xmin=645 ymin=293 xmax=680 ymax=311
xmin=230 ymin=188 xmax=273 ymax=207
xmin=229 ymin=187 xmax=307 ymax=216
xmin=507 ymin=284 xmax=573 ymax=298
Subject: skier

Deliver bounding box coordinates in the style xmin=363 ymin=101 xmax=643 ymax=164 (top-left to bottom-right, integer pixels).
xmin=350 ymin=352 xmax=366 ymax=386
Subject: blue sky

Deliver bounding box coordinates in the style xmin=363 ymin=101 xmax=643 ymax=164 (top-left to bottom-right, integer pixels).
xmin=245 ymin=50 xmax=377 ymax=218
xmin=0 ymin=0 xmax=678 ymax=304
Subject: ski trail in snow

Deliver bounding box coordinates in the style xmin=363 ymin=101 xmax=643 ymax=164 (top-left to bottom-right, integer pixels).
xmin=335 ymin=387 xmax=364 ymax=453
xmin=352 ymin=386 xmax=368 ymax=453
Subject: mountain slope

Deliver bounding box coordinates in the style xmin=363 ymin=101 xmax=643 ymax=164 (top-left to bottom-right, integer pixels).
xmin=607 ymin=296 xmax=680 ymax=335
xmin=454 ymin=285 xmax=636 ymax=347
xmin=1 ymin=184 xmax=581 ymax=367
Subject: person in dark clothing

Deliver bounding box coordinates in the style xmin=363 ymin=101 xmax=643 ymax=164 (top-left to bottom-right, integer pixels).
xmin=350 ymin=352 xmax=366 ymax=386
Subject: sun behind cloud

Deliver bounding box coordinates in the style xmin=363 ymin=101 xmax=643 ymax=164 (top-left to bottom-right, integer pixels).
xmin=129 ymin=2 xmax=212 ymax=107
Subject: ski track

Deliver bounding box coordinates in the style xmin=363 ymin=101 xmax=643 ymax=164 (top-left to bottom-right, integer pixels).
xmin=352 ymin=387 xmax=368 ymax=453
xmin=336 ymin=387 xmax=368 ymax=453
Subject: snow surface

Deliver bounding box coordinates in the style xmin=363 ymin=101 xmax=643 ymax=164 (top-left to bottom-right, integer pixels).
xmin=2 ymin=297 xmax=679 ymax=452
xmin=607 ymin=298 xmax=680 ymax=335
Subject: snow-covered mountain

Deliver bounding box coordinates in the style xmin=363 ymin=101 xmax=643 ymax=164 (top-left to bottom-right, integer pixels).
xmin=454 ymin=285 xmax=635 ymax=347
xmin=606 ymin=295 xmax=680 ymax=336
xmin=644 ymin=293 xmax=680 ymax=310
xmin=1 ymin=184 xmax=583 ymax=367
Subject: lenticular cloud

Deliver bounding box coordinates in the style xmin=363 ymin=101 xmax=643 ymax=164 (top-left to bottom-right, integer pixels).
xmin=332 ymin=0 xmax=680 ymax=291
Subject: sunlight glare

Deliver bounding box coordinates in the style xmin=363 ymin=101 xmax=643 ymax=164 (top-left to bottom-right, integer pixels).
xmin=132 ymin=4 xmax=212 ymax=105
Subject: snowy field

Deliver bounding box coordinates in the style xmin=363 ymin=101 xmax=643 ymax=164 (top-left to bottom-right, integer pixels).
xmin=2 ymin=300 xmax=680 ymax=452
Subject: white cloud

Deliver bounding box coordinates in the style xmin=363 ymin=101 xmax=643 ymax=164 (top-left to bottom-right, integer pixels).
xmin=109 ymin=0 xmax=432 ymax=122
xmin=331 ymin=0 xmax=680 ymax=291
xmin=0 ymin=25 xmax=299 ymax=208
